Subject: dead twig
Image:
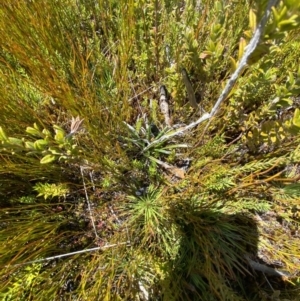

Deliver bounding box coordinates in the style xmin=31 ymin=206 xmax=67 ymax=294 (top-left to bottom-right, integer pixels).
xmin=80 ymin=166 xmax=99 ymax=239
xmin=8 ymin=242 xmax=130 ymax=267
xmin=245 ymin=255 xmax=291 ymax=278
xmin=142 ymin=0 xmax=278 ymax=152
xmin=159 ymin=85 xmax=172 ymax=126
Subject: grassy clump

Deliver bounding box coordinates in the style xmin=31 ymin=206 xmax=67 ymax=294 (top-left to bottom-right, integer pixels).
xmin=1 ymin=0 xmax=300 ymax=300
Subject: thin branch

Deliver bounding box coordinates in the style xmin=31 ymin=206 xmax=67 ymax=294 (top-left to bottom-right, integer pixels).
xmin=128 ymin=75 xmax=170 ymax=103
xmin=108 ymin=204 xmax=131 ymax=244
xmin=159 ymin=85 xmax=172 ymax=126
xmin=128 ymin=72 xmax=143 ymax=114
xmin=198 ymin=0 xmax=279 ymax=142
xmin=211 ymin=1 xmax=277 ymax=118
xmin=128 ymin=85 xmax=154 ymax=102
xmin=89 ymin=171 xmax=96 ymax=191
xmin=263 ymin=273 xmax=275 ymax=292
xmin=142 ymin=0 xmax=278 ymax=152
xmin=149 ymin=156 xmax=186 ymax=179
xmin=80 ymin=166 xmax=99 ymax=239
xmin=245 ymin=256 xmax=290 ymax=277
xmin=8 ymin=242 xmax=130 ymax=267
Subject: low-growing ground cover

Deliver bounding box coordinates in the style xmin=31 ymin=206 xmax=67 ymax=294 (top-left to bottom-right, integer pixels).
xmin=0 ymin=0 xmax=300 ymax=300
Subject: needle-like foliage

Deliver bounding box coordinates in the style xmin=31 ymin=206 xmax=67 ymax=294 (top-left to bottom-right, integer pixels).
xmin=1 ymin=0 xmax=300 ymax=300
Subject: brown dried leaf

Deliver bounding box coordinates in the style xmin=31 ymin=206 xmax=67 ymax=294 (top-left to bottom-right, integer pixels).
xmin=167 ymin=167 xmax=185 ymax=179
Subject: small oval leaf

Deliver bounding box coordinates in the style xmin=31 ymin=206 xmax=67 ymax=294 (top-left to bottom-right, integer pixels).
xmin=40 ymin=154 xmax=56 ymax=164
xmin=34 ymin=139 xmax=48 ymax=151
xmin=26 ymin=127 xmax=42 ymax=137
xmin=8 ymin=137 xmax=23 ymax=146
xmin=25 ymin=141 xmax=35 ymax=150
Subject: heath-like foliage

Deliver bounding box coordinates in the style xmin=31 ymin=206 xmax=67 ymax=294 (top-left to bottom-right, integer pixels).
xmin=1 ymin=1 xmax=300 ymax=300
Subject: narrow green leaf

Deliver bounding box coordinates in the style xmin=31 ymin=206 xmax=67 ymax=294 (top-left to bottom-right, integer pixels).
xmin=26 ymin=126 xmax=42 ymax=137
xmin=292 ymin=108 xmax=300 ymax=127
xmin=49 ymin=147 xmax=62 ymax=155
xmin=34 ymin=139 xmax=48 ymax=151
xmin=52 ymin=125 xmax=65 ymax=143
xmin=249 ymin=8 xmax=257 ymax=31
xmin=40 ymin=154 xmax=56 ymax=164
xmin=8 ymin=137 xmax=24 ymax=147
xmin=25 ymin=141 xmax=35 ymax=150
xmin=0 ymin=126 xmax=9 ymax=142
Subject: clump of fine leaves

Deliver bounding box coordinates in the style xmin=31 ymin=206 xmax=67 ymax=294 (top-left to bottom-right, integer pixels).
xmin=1 ymin=1 xmax=300 ymax=301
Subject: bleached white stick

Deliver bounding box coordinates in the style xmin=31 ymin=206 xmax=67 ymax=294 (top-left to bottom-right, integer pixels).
xmin=199 ymin=0 xmax=279 ymax=139
xmin=142 ymin=0 xmax=278 ymax=152
xmin=7 ymin=242 xmax=130 ymax=267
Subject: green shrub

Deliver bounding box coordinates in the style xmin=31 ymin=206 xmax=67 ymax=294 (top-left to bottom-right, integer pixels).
xmin=1 ymin=0 xmax=300 ymax=300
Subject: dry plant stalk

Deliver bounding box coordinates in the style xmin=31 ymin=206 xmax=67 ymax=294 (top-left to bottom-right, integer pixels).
xmin=143 ymin=0 xmax=278 ymax=152
xmin=8 ymin=242 xmax=130 ymax=267
xmin=245 ymin=255 xmax=291 ymax=278
xmin=159 ymin=85 xmax=172 ymax=126
xmin=150 ymin=156 xmax=185 ymax=179
xmin=80 ymin=166 xmax=99 ymax=239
